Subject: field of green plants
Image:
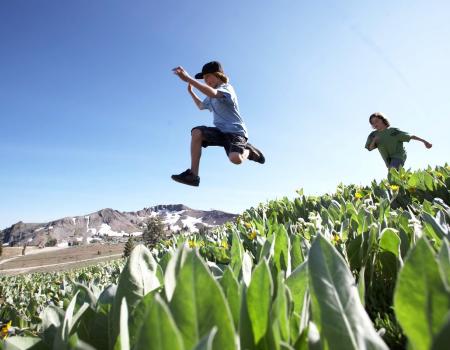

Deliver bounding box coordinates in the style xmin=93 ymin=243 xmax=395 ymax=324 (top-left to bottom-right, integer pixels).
xmin=1 ymin=165 xmax=449 ymax=350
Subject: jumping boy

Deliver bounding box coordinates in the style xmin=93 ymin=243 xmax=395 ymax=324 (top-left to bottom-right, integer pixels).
xmin=365 ymin=112 xmax=432 ymax=169
xmin=171 ymin=61 xmax=265 ymax=187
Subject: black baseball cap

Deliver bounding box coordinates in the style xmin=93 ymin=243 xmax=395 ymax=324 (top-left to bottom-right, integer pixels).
xmin=194 ymin=61 xmax=223 ymax=79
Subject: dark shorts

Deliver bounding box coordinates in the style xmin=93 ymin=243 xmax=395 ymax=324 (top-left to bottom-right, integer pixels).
xmin=191 ymin=126 xmax=248 ymax=155
xmin=388 ymin=158 xmax=405 ymax=169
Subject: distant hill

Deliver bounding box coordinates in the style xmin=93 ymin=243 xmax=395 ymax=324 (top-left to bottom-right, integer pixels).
xmin=1 ymin=204 xmax=237 ymax=246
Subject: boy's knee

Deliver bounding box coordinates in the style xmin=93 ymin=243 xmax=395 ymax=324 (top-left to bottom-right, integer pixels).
xmin=229 ymin=153 xmax=243 ymax=164
xmin=191 ymin=128 xmax=203 ymax=140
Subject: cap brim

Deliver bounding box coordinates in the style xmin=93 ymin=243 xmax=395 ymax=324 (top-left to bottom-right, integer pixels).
xmin=194 ymin=72 xmax=203 ymax=79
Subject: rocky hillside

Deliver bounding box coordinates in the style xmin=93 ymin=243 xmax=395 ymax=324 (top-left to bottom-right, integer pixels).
xmin=1 ymin=204 xmax=237 ymax=246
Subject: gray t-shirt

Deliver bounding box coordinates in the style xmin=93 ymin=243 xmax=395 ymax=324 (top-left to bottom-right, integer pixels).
xmin=201 ymin=83 xmax=248 ymax=138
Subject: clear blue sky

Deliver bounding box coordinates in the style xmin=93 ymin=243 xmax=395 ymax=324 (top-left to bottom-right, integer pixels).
xmin=1 ymin=0 xmax=449 ymax=229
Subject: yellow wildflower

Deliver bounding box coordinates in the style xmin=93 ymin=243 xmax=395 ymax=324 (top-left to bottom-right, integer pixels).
xmin=390 ymin=185 xmax=400 ymax=191
xmin=355 ymin=192 xmax=363 ymax=199
xmin=244 ymin=222 xmax=252 ymax=229
xmin=0 ymin=320 xmax=12 ymax=339
xmin=249 ymin=230 xmax=257 ymax=240
xmin=331 ymin=234 xmax=341 ymax=244
xmin=435 ymin=171 xmax=444 ymax=178
xmin=188 ymin=240 xmax=197 ymax=248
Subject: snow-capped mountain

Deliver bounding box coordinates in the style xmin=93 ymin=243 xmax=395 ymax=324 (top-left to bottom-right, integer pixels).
xmin=1 ymin=204 xmax=237 ymax=246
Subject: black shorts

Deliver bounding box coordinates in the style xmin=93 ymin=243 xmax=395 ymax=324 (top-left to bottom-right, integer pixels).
xmin=191 ymin=126 xmax=248 ymax=155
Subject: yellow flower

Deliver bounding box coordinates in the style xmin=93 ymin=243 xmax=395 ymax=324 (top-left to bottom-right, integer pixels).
xmin=1 ymin=320 xmax=12 ymax=339
xmin=331 ymin=234 xmax=341 ymax=244
xmin=221 ymin=240 xmax=229 ymax=249
xmin=249 ymin=230 xmax=257 ymax=240
xmin=188 ymin=240 xmax=197 ymax=248
xmin=435 ymin=171 xmax=444 ymax=178
xmin=390 ymin=185 xmax=400 ymax=191
xmin=355 ymin=192 xmax=363 ymax=199
xmin=244 ymin=222 xmax=252 ymax=229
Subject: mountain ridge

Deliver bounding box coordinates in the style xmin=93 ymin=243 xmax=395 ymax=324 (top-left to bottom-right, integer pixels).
xmin=1 ymin=204 xmax=237 ymax=246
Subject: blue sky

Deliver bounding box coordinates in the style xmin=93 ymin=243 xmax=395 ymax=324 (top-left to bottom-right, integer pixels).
xmin=1 ymin=0 xmax=449 ymax=229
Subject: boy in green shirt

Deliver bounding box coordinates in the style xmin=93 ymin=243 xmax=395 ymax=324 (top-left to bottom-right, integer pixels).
xmin=365 ymin=112 xmax=432 ymax=169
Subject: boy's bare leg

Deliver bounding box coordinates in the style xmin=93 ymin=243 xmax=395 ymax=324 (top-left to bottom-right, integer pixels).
xmin=191 ymin=129 xmax=203 ymax=175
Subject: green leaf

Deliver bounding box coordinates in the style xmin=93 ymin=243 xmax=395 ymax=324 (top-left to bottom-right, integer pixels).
xmin=230 ymin=230 xmax=244 ymax=277
xmin=113 ymin=298 xmax=130 ymax=350
xmin=193 ymin=327 xmax=218 ymax=350
xmin=111 ymin=244 xmax=162 ymax=346
xmin=309 ymin=235 xmax=388 ymax=350
xmin=239 ymin=284 xmax=255 ymax=350
xmin=135 ymin=295 xmax=184 ymax=350
xmin=219 ymin=267 xmax=241 ymax=330
xmin=290 ymin=235 xmax=304 ymax=270
xmin=431 ymin=313 xmax=450 ymax=350
xmin=379 ymin=228 xmax=401 ymax=259
xmin=273 ymin=225 xmax=291 ymax=276
xmin=247 ymin=258 xmax=273 ymax=345
xmin=394 ymin=237 xmax=450 ymax=350
xmin=128 ymin=291 xmax=157 ymax=348
xmin=357 ymin=267 xmax=365 ymax=308
xmin=169 ymin=250 xmax=236 ymax=350
xmin=271 ymin=272 xmax=290 ymax=342
xmin=438 ymin=240 xmax=450 ymax=289
xmin=241 ymin=252 xmax=253 ymax=287
xmin=164 ymin=244 xmax=189 ymax=302
xmin=286 ymin=261 xmax=308 ymax=315
xmin=3 ymin=337 xmax=44 ymax=350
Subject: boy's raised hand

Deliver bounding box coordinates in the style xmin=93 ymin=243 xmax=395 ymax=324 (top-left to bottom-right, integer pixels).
xmin=172 ymin=66 xmax=191 ymax=82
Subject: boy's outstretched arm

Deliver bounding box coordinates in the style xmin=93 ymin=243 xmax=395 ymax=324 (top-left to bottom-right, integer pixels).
xmin=188 ymin=84 xmax=203 ymax=110
xmin=411 ymin=135 xmax=433 ymax=149
xmin=172 ymin=66 xmax=222 ymax=98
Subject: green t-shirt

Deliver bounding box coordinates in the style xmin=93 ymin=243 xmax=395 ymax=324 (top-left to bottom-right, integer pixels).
xmin=365 ymin=127 xmax=412 ymax=166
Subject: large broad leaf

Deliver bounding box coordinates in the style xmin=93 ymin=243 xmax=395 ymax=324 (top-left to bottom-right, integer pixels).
xmin=135 ymin=295 xmax=184 ymax=350
xmin=286 ymin=261 xmax=308 ymax=315
xmin=379 ymin=228 xmax=402 ymax=261
xmin=128 ymin=290 xmax=158 ymax=348
xmin=309 ymin=235 xmax=388 ymax=350
xmin=247 ymin=258 xmax=273 ymax=345
xmin=431 ymin=313 xmax=450 ymax=350
xmin=230 ymin=230 xmax=244 ymax=278
xmin=271 ymin=272 xmax=290 ymax=343
xmin=193 ymin=327 xmax=218 ymax=350
xmin=438 ymin=240 xmax=450 ymax=288
xmin=113 ymin=298 xmax=130 ymax=350
xmin=3 ymin=337 xmax=44 ymax=350
xmin=394 ymin=237 xmax=450 ymax=350
xmin=290 ymin=234 xmax=304 ymax=270
xmin=111 ymin=244 xmax=162 ymax=347
xmin=219 ymin=266 xmax=241 ymax=330
xmin=169 ymin=250 xmax=236 ymax=350
xmin=164 ymin=244 xmax=189 ymax=302
xmin=273 ymin=225 xmax=291 ymax=276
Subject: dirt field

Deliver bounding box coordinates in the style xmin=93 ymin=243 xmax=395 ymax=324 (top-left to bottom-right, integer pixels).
xmin=0 ymin=243 xmax=125 ymax=275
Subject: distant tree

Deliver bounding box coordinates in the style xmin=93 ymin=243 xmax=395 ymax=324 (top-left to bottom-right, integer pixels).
xmin=142 ymin=216 xmax=166 ymax=249
xmin=45 ymin=238 xmax=57 ymax=247
xmin=198 ymin=226 xmax=210 ymax=236
xmin=22 ymin=243 xmax=27 ymax=256
xmin=123 ymin=235 xmax=136 ymax=258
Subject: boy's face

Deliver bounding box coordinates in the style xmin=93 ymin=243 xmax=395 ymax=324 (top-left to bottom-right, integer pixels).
xmin=203 ymin=73 xmax=220 ymax=88
xmin=370 ymin=117 xmax=387 ymax=131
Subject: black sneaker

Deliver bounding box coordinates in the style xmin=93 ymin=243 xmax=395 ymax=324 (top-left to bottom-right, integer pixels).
xmin=171 ymin=169 xmax=200 ymax=187
xmin=246 ymin=143 xmax=265 ymax=164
